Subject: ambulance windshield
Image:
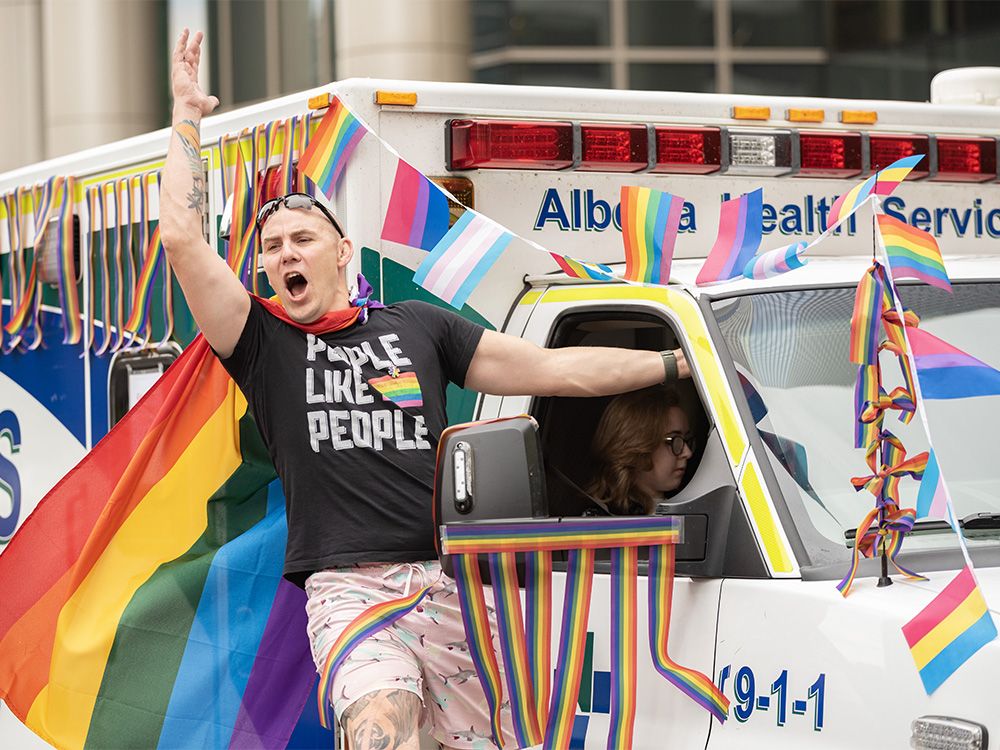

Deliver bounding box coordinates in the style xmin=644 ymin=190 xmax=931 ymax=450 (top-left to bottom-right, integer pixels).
xmin=712 ymin=282 xmax=1000 ymax=553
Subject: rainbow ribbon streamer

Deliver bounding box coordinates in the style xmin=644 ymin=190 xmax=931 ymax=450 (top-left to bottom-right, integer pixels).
xmin=110 ymin=178 xmax=129 ymax=352
xmin=695 ymin=188 xmax=763 ymax=285
xmin=441 ymin=516 xmax=682 ymax=553
xmin=849 ymin=263 xmax=886 ymax=365
xmin=647 ymin=544 xmax=730 ymax=723
xmin=300 ymin=96 xmax=368 ymax=201
xmin=94 ymin=183 xmax=116 ymax=356
xmin=489 ymin=552 xmax=542 ymax=748
xmin=315 ymin=584 xmax=431 ymax=730
xmin=453 ymin=553 xmax=506 ymax=748
xmin=620 ymin=185 xmax=683 ymax=285
xmin=609 ymin=546 xmax=638 ymax=750
xmin=228 ymin=137 xmax=257 ymax=286
xmin=825 ymin=155 xmax=924 ymax=231
xmin=124 ymin=174 xmax=164 ymax=344
xmin=279 ymin=118 xmax=298 ymax=196
xmin=837 ymin=505 xmax=925 ymax=596
xmin=525 ymin=550 xmax=552 ymax=735
xmin=550 ymin=252 xmax=615 ymax=281
xmin=55 ymin=176 xmax=81 ymax=345
xmin=1 ymin=191 xmax=22 ymax=352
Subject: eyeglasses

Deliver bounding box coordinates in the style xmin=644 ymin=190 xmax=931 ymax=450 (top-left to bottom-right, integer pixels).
xmin=255 ymin=192 xmax=345 ymax=237
xmin=662 ymin=433 xmax=696 ymax=457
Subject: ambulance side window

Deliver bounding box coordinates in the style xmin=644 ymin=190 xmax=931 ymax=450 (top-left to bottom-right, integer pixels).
xmin=534 ymin=311 xmax=709 ymax=517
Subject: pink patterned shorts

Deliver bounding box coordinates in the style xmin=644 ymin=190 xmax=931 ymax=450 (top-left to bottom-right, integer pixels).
xmin=305 ymin=560 xmax=515 ymax=749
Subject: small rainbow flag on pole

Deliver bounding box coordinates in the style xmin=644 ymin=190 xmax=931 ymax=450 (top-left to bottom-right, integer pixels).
xmin=695 ymin=189 xmax=763 ymax=285
xmin=620 ymin=185 xmax=683 ymax=284
xmin=877 ymin=213 xmax=951 ymax=291
xmin=908 ymin=326 xmax=1000 ymax=399
xmin=824 ymin=155 xmax=924 ymax=231
xmin=299 ymin=96 xmax=367 ymax=201
xmin=550 ymin=252 xmax=615 ymax=281
xmin=368 ymin=371 xmax=423 ymax=408
xmin=381 ymin=158 xmax=450 ymax=251
xmin=413 ymin=210 xmax=513 ymax=309
xmin=902 ymin=565 xmax=998 ymax=694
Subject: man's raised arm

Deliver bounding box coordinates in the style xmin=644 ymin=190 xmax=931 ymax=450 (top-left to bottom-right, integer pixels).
xmin=160 ymin=29 xmax=249 ymax=358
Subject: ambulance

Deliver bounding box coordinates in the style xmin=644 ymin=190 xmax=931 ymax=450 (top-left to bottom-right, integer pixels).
xmin=3 ymin=70 xmax=1000 ymax=749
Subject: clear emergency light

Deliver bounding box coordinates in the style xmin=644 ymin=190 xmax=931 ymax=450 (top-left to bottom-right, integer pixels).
xmin=449 ymin=119 xmax=574 ymax=170
xmin=869 ymin=134 xmax=930 ymax=176
xmin=797 ymin=131 xmax=863 ymax=177
xmin=910 ymin=716 xmax=987 ymax=750
xmin=725 ymin=129 xmax=793 ymax=176
xmin=578 ymin=124 xmax=647 ymax=172
xmin=651 ymin=127 xmax=721 ymax=174
xmin=934 ymin=136 xmax=997 ymax=182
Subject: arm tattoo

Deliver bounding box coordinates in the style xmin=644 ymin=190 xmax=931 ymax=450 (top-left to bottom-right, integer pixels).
xmin=175 ymin=120 xmax=206 ymax=212
xmin=342 ymin=689 xmax=419 ymax=750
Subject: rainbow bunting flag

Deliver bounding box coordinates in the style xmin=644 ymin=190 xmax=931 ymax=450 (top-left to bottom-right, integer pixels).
xmin=299 ymin=96 xmax=367 ymax=201
xmin=916 ymin=448 xmax=950 ymax=520
xmin=908 ymin=326 xmax=1000 ymax=399
xmin=902 ymin=566 xmax=998 ymax=694
xmin=878 ymin=214 xmax=951 ymax=291
xmin=742 ymin=240 xmax=809 ymax=280
xmin=620 ymin=185 xmax=683 ymax=284
xmin=381 ymin=159 xmax=450 ymax=251
xmin=695 ymin=189 xmax=763 ymax=285
xmin=0 ymin=296 xmax=388 ymax=748
xmin=367 ymin=370 xmax=423 ymax=408
xmin=824 ymin=155 xmax=924 ymax=231
xmin=412 ymin=210 xmax=513 ymax=310
xmin=550 ymin=252 xmax=615 ymax=281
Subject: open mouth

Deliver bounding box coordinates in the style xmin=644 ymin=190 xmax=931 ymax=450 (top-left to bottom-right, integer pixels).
xmin=284 ymin=271 xmax=308 ymax=300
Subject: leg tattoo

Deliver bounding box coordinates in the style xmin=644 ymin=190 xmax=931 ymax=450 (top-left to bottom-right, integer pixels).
xmin=342 ymin=689 xmax=420 ymax=750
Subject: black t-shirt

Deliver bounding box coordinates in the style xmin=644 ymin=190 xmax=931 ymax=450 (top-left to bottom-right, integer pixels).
xmin=220 ymin=298 xmax=485 ymax=585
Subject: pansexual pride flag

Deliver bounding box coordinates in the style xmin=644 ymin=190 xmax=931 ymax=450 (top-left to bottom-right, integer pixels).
xmin=908 ymin=326 xmax=1000 ymax=399
xmin=619 ymin=185 xmax=683 ymax=284
xmin=368 ymin=371 xmax=423 ymax=408
xmin=413 ymin=210 xmax=513 ymax=309
xmin=695 ymin=189 xmax=763 ymax=285
xmin=903 ymin=565 xmax=998 ymax=693
xmin=299 ymin=96 xmax=367 ymax=201
xmin=381 ymin=159 xmax=450 ymax=251
xmin=550 ymin=252 xmax=615 ymax=281
xmin=878 ymin=214 xmax=951 ymax=291
xmin=824 ymin=155 xmax=924 ymax=231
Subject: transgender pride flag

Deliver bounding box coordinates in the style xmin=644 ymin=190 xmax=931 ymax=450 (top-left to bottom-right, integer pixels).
xmin=909 ymin=327 xmax=1000 ymax=399
xmin=381 ymin=159 xmax=450 ymax=251
xmin=413 ymin=210 xmax=513 ymax=309
xmin=696 ymin=189 xmax=763 ymax=285
xmin=916 ymin=449 xmax=950 ymax=520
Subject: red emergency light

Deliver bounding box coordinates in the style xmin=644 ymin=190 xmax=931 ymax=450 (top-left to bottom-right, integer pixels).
xmin=449 ymin=119 xmax=574 ymax=170
xmin=578 ymin=124 xmax=648 ymax=172
xmin=868 ymin=134 xmax=930 ymax=178
xmin=650 ymin=127 xmax=721 ymax=174
xmin=262 ymin=165 xmax=300 ymax=202
xmin=933 ymin=136 xmax=997 ymax=182
xmin=797 ymin=131 xmax=862 ymax=177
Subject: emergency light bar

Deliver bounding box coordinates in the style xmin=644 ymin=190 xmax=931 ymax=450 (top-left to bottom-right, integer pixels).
xmin=446 ymin=118 xmax=1000 ymax=182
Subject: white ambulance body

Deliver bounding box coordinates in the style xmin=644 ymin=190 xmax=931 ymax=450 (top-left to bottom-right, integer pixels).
xmin=2 ymin=77 xmax=1000 ymax=749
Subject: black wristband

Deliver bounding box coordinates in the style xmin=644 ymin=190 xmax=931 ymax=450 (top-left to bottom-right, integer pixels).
xmin=660 ymin=349 xmax=678 ymax=382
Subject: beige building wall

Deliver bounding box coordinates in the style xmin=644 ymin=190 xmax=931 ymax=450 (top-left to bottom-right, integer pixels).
xmin=0 ymin=0 xmax=45 ymax=172
xmin=335 ymin=0 xmax=471 ymax=82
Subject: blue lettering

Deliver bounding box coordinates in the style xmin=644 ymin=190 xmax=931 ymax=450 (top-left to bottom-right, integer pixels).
xmin=613 ymin=203 xmax=622 ymax=231
xmin=572 ymin=189 xmax=582 ymax=230
xmin=910 ymin=207 xmax=932 ymax=232
xmin=761 ymin=203 xmax=777 ymax=233
xmin=882 ymin=196 xmax=906 ymax=223
xmin=949 ymin=207 xmax=972 ymax=236
xmin=585 ymin=191 xmax=611 ymax=231
xmin=0 ymin=410 xmax=22 ymax=542
xmin=679 ymin=202 xmax=696 ymax=232
xmin=534 ymin=189 xmax=570 ymax=230
xmin=779 ymin=203 xmax=803 ymax=235
xmin=975 ymin=199 xmax=984 ymax=237
xmin=935 ymin=207 xmax=948 ymax=236
xmin=987 ymin=208 xmax=1000 ymax=238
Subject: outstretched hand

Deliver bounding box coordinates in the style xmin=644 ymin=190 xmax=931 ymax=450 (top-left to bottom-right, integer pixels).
xmin=171 ymin=29 xmax=219 ymax=118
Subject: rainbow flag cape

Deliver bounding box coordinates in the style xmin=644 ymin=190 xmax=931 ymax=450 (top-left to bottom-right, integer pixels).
xmin=619 ymin=185 xmax=683 ymax=284
xmin=824 ymin=155 xmax=924 ymax=231
xmin=695 ymin=189 xmax=763 ymax=285
xmin=908 ymin=326 xmax=1000 ymax=399
xmin=550 ymin=252 xmax=615 ymax=281
xmin=877 ymin=214 xmax=951 ymax=291
xmin=413 ymin=209 xmax=513 ymax=310
xmin=0 ymin=295 xmax=386 ymax=749
xmin=380 ymin=158 xmax=450 ymax=251
xmin=299 ymin=96 xmax=367 ymax=201
xmin=902 ymin=565 xmax=998 ymax=694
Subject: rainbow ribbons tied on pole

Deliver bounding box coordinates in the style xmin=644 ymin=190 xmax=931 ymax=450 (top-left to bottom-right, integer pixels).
xmin=439 ymin=516 xmax=729 ymax=750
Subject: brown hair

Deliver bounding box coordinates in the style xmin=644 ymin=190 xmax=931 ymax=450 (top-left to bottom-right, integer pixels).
xmin=587 ymin=385 xmax=681 ymax=515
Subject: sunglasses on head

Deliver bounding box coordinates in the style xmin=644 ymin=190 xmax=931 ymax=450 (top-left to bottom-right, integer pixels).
xmin=662 ymin=433 xmax=696 ymax=457
xmin=254 ymin=192 xmax=345 ymax=237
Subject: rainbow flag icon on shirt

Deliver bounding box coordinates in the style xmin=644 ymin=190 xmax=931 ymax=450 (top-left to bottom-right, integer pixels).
xmin=369 ymin=371 xmax=424 ymax=408
xmin=902 ymin=565 xmax=998 ymax=694
xmin=299 ymin=96 xmax=368 ymax=200
xmin=878 ymin=214 xmax=951 ymax=291
xmin=908 ymin=327 xmax=1000 ymax=399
